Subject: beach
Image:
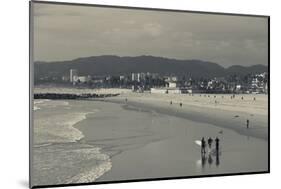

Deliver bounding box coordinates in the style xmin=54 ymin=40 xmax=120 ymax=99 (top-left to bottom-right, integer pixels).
xmin=32 ymin=88 xmax=268 ymax=186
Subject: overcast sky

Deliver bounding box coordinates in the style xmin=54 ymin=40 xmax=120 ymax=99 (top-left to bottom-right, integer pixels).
xmin=32 ymin=2 xmax=268 ymax=67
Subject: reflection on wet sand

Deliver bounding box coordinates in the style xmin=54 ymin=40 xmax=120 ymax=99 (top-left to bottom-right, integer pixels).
xmin=201 ymin=150 xmax=221 ymax=169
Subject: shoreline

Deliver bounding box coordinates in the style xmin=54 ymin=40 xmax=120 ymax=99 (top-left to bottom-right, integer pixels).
xmin=104 ymin=96 xmax=268 ymax=140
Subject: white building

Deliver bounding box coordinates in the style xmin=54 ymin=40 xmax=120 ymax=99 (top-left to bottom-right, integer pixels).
xmin=77 ymin=76 xmax=89 ymax=83
xmin=137 ymin=72 xmax=146 ymax=82
xmin=168 ymin=82 xmax=178 ymax=88
xmin=151 ymin=88 xmax=168 ymax=94
xmin=132 ymin=73 xmax=137 ymax=81
xmin=70 ymin=69 xmax=78 ymax=82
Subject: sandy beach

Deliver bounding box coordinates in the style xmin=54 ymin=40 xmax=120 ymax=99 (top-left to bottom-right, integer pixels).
xmin=32 ymin=88 xmax=268 ymax=185
xmin=108 ymin=93 xmax=268 ymax=140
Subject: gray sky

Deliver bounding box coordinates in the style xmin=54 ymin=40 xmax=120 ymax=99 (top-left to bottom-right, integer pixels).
xmin=32 ymin=2 xmax=268 ymax=67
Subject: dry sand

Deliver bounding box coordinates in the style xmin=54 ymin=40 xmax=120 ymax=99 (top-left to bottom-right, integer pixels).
xmin=106 ymin=92 xmax=268 ymax=140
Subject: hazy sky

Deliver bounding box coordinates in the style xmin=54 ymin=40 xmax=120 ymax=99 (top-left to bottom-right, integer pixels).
xmin=32 ymin=2 xmax=268 ymax=67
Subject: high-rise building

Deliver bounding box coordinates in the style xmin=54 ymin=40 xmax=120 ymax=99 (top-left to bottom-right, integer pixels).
xmin=70 ymin=69 xmax=78 ymax=82
xmin=132 ymin=73 xmax=137 ymax=81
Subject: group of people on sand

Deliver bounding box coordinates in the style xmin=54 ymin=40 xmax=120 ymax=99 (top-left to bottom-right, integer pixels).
xmin=201 ymin=137 xmax=220 ymax=154
xmin=170 ymin=101 xmax=183 ymax=107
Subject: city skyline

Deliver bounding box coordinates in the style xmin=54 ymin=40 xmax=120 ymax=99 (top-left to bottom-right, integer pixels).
xmin=33 ymin=3 xmax=268 ymax=67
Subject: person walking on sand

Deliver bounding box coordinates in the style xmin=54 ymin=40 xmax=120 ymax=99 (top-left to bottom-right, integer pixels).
xmin=215 ymin=137 xmax=220 ymax=152
xmin=208 ymin=137 xmax=213 ymax=148
xmin=246 ymin=119 xmax=249 ymax=129
xmin=201 ymin=137 xmax=206 ymax=154
xmin=180 ymin=102 xmax=183 ymax=107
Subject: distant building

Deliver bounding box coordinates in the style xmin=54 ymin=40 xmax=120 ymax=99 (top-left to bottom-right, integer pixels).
xmin=132 ymin=73 xmax=137 ymax=81
xmin=70 ymin=69 xmax=78 ymax=83
xmin=77 ymin=76 xmax=89 ymax=83
xmin=167 ymin=82 xmax=178 ymax=88
xmin=137 ymin=73 xmax=146 ymax=82
xmin=151 ymin=88 xmax=168 ymax=94
xmin=120 ymin=75 xmax=125 ymax=80
xmin=62 ymin=75 xmax=70 ymax=82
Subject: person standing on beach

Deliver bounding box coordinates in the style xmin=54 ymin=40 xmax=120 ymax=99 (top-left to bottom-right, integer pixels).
xmin=215 ymin=137 xmax=220 ymax=152
xmin=170 ymin=101 xmax=172 ymax=105
xmin=208 ymin=137 xmax=213 ymax=148
xmin=201 ymin=137 xmax=206 ymax=154
xmin=246 ymin=119 xmax=249 ymax=129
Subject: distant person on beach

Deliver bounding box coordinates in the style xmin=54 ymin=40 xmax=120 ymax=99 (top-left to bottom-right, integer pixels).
xmin=180 ymin=102 xmax=183 ymax=107
xmin=246 ymin=119 xmax=249 ymax=129
xmin=201 ymin=137 xmax=206 ymax=154
xmin=254 ymin=97 xmax=256 ymax=101
xmin=208 ymin=137 xmax=213 ymax=148
xmin=170 ymin=101 xmax=172 ymax=105
xmin=215 ymin=137 xmax=220 ymax=152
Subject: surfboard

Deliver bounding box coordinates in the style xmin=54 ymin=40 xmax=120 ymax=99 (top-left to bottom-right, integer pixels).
xmin=195 ymin=140 xmax=202 ymax=146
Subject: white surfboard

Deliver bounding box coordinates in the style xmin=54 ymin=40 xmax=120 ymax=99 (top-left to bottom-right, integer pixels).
xmin=195 ymin=140 xmax=202 ymax=146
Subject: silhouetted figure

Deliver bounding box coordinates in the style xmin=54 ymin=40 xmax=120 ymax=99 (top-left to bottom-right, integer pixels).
xmin=246 ymin=119 xmax=249 ymax=129
xmin=170 ymin=101 xmax=172 ymax=105
xmin=208 ymin=137 xmax=213 ymax=148
xmin=254 ymin=97 xmax=256 ymax=101
xmin=215 ymin=137 xmax=220 ymax=153
xmin=208 ymin=154 xmax=213 ymax=166
xmin=179 ymin=102 xmax=183 ymax=107
xmin=241 ymin=96 xmax=244 ymax=100
xmin=201 ymin=137 xmax=206 ymax=154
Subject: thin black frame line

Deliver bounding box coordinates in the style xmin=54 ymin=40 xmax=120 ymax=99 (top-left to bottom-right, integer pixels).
xmin=267 ymin=16 xmax=270 ymax=173
xmin=29 ymin=1 xmax=270 ymax=188
xmin=31 ymin=0 xmax=270 ymax=18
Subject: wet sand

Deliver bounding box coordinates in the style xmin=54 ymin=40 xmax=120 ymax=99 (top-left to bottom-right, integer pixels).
xmin=74 ymin=98 xmax=268 ymax=182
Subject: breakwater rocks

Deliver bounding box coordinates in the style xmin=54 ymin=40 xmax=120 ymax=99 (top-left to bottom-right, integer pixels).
xmin=34 ymin=93 xmax=120 ymax=99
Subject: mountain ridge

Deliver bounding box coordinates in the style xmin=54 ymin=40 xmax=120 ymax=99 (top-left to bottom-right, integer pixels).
xmin=34 ymin=55 xmax=268 ymax=81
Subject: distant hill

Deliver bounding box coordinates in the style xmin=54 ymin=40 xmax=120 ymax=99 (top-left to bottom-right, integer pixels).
xmin=34 ymin=55 xmax=268 ymax=81
xmin=226 ymin=64 xmax=268 ymax=75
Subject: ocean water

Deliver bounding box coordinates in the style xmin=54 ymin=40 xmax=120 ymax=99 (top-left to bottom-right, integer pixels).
xmin=32 ymin=99 xmax=112 ymax=186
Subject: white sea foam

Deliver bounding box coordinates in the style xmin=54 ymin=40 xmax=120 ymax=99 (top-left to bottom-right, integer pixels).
xmin=32 ymin=100 xmax=111 ymax=186
xmin=32 ymin=144 xmax=112 ymax=186
xmin=33 ymin=99 xmax=89 ymax=144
